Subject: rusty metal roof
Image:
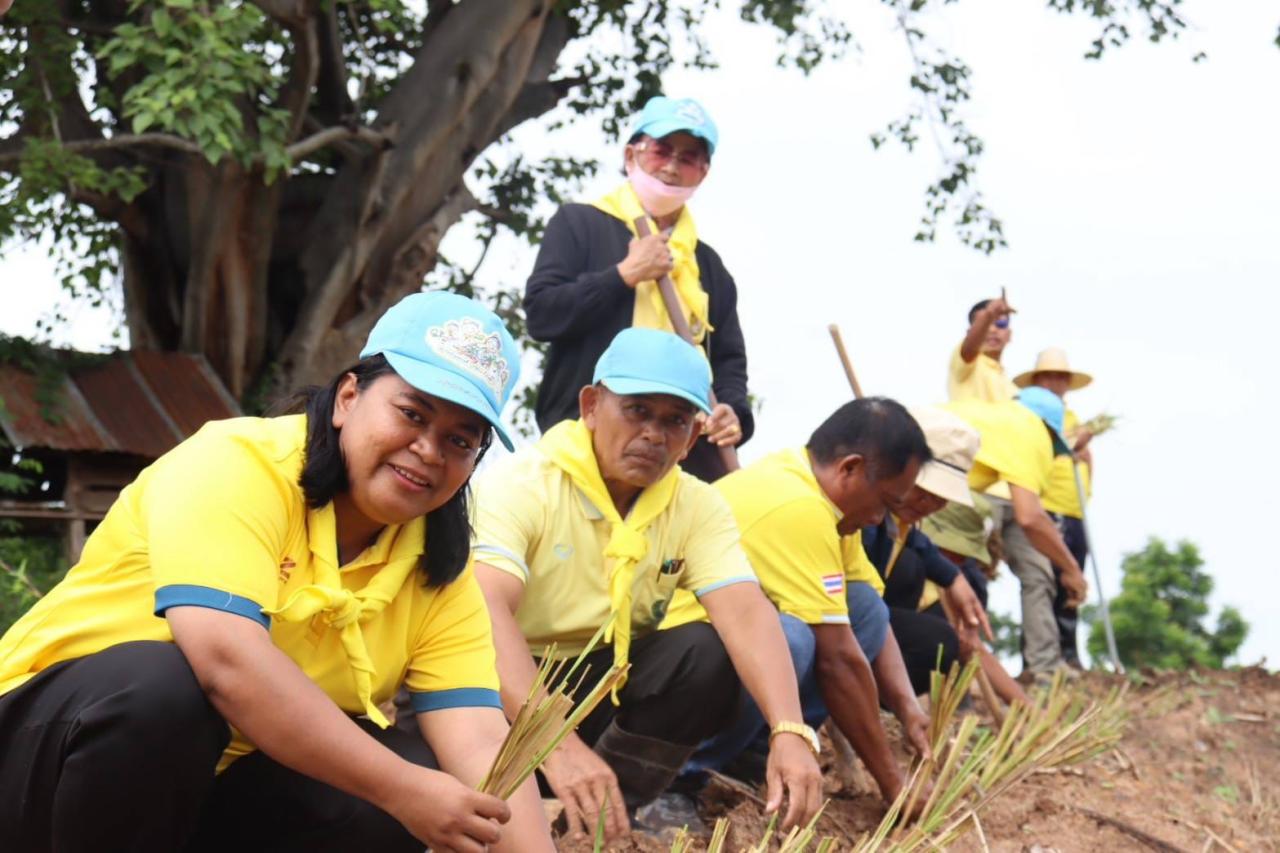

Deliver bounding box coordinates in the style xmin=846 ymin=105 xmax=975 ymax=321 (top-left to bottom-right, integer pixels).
xmin=0 ymin=350 xmax=240 ymax=459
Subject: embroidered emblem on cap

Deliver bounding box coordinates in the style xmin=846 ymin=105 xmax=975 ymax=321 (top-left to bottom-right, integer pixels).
xmin=674 ymin=101 xmax=708 ymax=126
xmin=425 ymin=318 xmax=510 ymax=396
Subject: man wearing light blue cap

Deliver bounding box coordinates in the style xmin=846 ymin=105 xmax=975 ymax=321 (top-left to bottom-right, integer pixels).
xmin=525 ymin=96 xmax=753 ymax=484
xmin=472 ymin=328 xmax=821 ymax=842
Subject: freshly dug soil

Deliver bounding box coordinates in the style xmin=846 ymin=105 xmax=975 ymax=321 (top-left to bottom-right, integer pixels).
xmin=556 ymin=666 xmax=1280 ymax=851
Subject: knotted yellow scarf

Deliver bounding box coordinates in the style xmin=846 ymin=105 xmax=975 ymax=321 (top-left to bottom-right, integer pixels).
xmin=592 ymin=183 xmax=711 ymax=344
xmin=538 ymin=419 xmax=681 ymax=703
xmin=883 ymin=516 xmax=912 ymax=580
xmin=264 ymin=513 xmax=421 ymax=728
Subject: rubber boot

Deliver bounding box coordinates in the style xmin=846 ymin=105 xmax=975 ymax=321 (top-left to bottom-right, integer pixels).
xmin=592 ymin=719 xmax=696 ymax=810
xmin=592 ymin=720 xmax=704 ymax=837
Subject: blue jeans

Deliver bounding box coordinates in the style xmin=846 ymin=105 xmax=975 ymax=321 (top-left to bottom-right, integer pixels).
xmin=684 ymin=582 xmax=890 ymax=775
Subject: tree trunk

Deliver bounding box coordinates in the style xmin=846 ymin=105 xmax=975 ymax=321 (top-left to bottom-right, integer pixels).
xmin=111 ymin=0 xmax=568 ymax=405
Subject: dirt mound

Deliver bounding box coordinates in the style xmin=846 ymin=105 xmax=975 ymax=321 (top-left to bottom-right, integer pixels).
xmin=558 ymin=666 xmax=1280 ymax=851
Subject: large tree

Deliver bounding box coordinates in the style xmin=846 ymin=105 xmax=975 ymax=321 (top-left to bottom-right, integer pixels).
xmin=0 ymin=0 xmax=1194 ymax=403
xmin=1085 ymin=537 xmax=1248 ymax=670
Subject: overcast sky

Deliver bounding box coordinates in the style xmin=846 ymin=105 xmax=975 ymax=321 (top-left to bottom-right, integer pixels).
xmin=3 ymin=1 xmax=1277 ymax=668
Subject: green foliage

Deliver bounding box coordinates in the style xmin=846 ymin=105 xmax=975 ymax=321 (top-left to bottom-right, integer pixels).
xmin=0 ymin=443 xmax=66 ymax=634
xmin=1083 ymin=537 xmax=1248 ymax=670
xmin=987 ymin=608 xmax=1023 ymax=660
xmin=1045 ymin=0 xmax=1188 ymax=60
xmin=0 ymin=0 xmax=1207 ymax=391
xmin=0 ymin=534 xmax=66 ymax=635
xmin=0 ymin=143 xmax=144 ymax=316
xmin=98 ymin=0 xmax=291 ymax=172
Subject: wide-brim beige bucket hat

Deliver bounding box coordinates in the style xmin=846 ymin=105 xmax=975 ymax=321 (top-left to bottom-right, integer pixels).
xmin=908 ymin=406 xmax=979 ymax=507
xmin=1013 ymin=347 xmax=1093 ymax=391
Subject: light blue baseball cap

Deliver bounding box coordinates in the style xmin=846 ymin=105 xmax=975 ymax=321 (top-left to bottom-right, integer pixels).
xmin=361 ymin=291 xmax=521 ymax=450
xmin=593 ymin=328 xmax=712 ymax=415
xmin=631 ymin=96 xmax=719 ymax=156
xmin=1017 ymin=386 xmax=1072 ymax=457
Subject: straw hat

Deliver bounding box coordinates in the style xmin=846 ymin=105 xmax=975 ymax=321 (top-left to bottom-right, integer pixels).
xmin=909 ymin=406 xmax=979 ymax=507
xmin=1013 ymin=347 xmax=1092 ymax=390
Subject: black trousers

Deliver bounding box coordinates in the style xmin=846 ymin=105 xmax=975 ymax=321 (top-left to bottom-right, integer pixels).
xmin=545 ymin=621 xmax=739 ymax=747
xmin=1050 ymin=514 xmax=1089 ymax=666
xmin=889 ymin=604 xmax=960 ymax=696
xmin=0 ymin=641 xmax=436 ymax=853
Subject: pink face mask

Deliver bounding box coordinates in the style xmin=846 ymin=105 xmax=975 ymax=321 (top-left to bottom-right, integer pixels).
xmin=626 ymin=161 xmax=698 ymax=217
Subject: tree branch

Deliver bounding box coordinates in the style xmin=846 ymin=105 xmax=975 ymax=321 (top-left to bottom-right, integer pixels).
xmin=247 ymin=0 xmax=311 ymax=28
xmin=0 ymin=132 xmax=203 ymax=165
xmin=277 ymin=10 xmax=321 ymax=145
xmin=476 ymin=203 xmax=514 ymax=225
xmin=312 ymin=1 xmax=354 ymax=125
xmin=285 ymin=124 xmax=394 ymax=162
xmin=0 ymin=125 xmax=393 ymax=171
xmin=495 ymin=75 xmax=586 ymax=140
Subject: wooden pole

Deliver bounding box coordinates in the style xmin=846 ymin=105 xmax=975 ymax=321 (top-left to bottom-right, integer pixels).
xmin=1071 ymin=459 xmax=1125 ymax=674
xmin=827 ymin=322 xmax=1006 ymax=720
xmin=632 ymin=216 xmax=739 ymax=473
xmin=826 ymin=324 xmax=864 ymax=399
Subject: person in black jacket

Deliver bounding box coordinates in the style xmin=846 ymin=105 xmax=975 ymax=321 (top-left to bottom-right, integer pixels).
xmin=524 ymin=96 xmax=750 ymax=482
xmin=864 ymin=407 xmax=1026 ymax=705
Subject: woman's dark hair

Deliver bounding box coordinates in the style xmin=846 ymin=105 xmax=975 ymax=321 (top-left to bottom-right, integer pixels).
xmin=807 ymin=397 xmax=932 ymax=482
xmin=278 ymin=354 xmax=492 ymax=588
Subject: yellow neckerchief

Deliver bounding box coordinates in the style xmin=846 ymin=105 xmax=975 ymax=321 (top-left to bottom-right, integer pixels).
xmin=264 ymin=504 xmax=423 ymax=728
xmin=537 ymin=419 xmax=681 ymax=703
xmin=591 ymin=182 xmax=711 ymax=344
xmin=883 ymin=514 xmax=912 ymax=580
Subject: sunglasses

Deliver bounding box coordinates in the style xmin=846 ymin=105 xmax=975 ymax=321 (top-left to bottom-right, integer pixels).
xmin=994 ymin=317 xmax=1010 ymax=330
xmin=632 ymin=139 xmax=708 ymax=177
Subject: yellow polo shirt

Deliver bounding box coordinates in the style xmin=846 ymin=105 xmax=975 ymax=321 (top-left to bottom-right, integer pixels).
xmin=947 ymin=344 xmax=1018 ymax=403
xmin=662 ymin=448 xmax=883 ymax=631
xmin=1041 ymin=409 xmax=1092 ymax=518
xmin=471 ymin=448 xmax=757 ymax=659
xmin=944 ymin=400 xmax=1054 ymax=497
xmin=0 ymin=415 xmax=501 ymax=768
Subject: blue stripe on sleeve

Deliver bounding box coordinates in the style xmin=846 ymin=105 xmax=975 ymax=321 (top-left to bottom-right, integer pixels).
xmin=155 ymin=584 xmax=270 ymax=630
xmin=409 ymin=687 xmax=503 ymax=714
xmin=471 ymin=543 xmax=530 ymax=578
xmin=693 ymin=576 xmax=759 ymax=598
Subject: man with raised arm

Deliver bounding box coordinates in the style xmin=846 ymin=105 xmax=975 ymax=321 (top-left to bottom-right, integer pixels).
xmin=471 ymin=328 xmax=821 ymax=842
xmin=948 ymin=294 xmax=1019 ymax=403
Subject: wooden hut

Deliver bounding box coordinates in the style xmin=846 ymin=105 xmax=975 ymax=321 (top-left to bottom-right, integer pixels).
xmin=0 ymin=350 xmax=240 ymax=562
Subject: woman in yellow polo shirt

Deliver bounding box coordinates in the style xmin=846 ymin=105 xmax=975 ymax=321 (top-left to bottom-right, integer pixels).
xmin=0 ymin=293 xmax=553 ymax=853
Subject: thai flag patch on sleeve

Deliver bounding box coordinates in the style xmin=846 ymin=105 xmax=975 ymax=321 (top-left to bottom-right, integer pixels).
xmin=821 ymin=574 xmax=844 ymax=597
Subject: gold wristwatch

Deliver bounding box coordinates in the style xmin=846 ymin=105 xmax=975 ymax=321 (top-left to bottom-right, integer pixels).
xmin=769 ymin=721 xmax=820 ymax=757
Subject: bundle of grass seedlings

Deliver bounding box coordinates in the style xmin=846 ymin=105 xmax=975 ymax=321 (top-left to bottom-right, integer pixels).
xmin=667 ymin=806 xmax=838 ymax=853
xmin=479 ymin=624 xmax=628 ymax=800
xmin=851 ymin=661 xmax=1128 ymax=852
xmin=654 ymin=663 xmax=1124 ymax=851
xmin=1080 ymin=412 xmax=1120 ymax=437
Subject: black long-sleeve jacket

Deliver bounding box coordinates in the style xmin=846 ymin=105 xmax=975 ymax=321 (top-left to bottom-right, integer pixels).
xmin=523 ymin=203 xmax=752 ymax=480
xmin=862 ymin=519 xmax=961 ymax=611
